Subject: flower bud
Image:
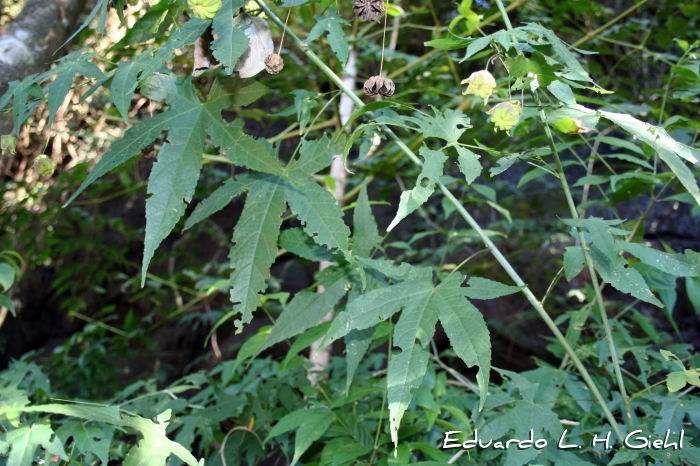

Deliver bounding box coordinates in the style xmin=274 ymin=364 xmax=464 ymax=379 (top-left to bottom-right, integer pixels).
xmin=187 ymin=0 xmax=222 ymax=20
xmin=461 ymin=70 xmax=497 ymax=105
xmin=33 ymin=155 xmax=56 ymax=177
xmin=486 ymin=101 xmax=522 ymax=135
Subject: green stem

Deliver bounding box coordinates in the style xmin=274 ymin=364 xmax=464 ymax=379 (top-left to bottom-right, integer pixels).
xmin=257 ymin=0 xmax=624 ymax=444
xmin=538 ymin=102 xmax=633 ymax=427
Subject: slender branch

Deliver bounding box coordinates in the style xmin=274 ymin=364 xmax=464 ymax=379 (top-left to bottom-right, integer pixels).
xmin=256 ymin=0 xmax=624 ymax=444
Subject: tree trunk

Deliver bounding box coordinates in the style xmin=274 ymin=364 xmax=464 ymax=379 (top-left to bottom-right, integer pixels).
xmin=0 ymin=0 xmax=89 ymax=136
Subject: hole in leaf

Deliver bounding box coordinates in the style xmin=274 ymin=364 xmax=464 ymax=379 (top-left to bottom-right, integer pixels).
xmin=419 ymin=177 xmax=430 ymax=188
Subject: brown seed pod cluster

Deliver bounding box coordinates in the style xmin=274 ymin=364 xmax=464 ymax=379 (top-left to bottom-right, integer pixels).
xmin=354 ymin=0 xmax=385 ymax=22
xmin=363 ymin=76 xmax=395 ymax=98
xmin=265 ymin=53 xmax=284 ymax=74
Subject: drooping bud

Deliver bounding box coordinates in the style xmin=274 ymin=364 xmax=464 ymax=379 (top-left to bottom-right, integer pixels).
xmin=486 ymin=101 xmax=522 ymax=135
xmin=461 ymin=70 xmax=497 ymax=105
xmin=363 ymin=76 xmax=395 ymax=98
xmin=553 ymin=117 xmax=591 ymax=134
xmin=354 ymin=0 xmax=385 ymax=22
xmin=33 ymin=155 xmax=56 ymax=177
xmin=1 ymin=135 xmax=16 ymax=154
xmin=187 ymin=0 xmax=222 ymax=20
xmin=264 ymin=54 xmax=284 ymax=74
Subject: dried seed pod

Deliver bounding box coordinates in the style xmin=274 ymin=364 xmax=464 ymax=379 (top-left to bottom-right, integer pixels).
xmin=364 ymin=76 xmax=395 ymax=98
xmin=264 ymin=53 xmax=284 ymax=74
xmin=354 ymin=0 xmax=385 ymax=22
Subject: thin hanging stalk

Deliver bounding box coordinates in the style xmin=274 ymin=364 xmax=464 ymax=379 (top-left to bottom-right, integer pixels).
xmin=253 ymin=0 xmax=624 ymax=444
xmin=493 ymin=0 xmax=633 ymax=432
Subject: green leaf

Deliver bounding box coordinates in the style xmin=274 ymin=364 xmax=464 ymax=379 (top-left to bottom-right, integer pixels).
xmin=505 ymin=52 xmax=561 ymax=88
xmin=55 ymin=422 xmax=113 ymax=466
xmin=225 ymin=77 xmax=271 ymax=106
xmin=461 ymin=276 xmax=519 ymax=300
xmin=589 ymin=245 xmax=663 ymax=307
xmin=424 ymin=37 xmax=471 ymax=50
xmin=563 ymin=246 xmax=585 ymax=281
xmin=387 ymin=345 xmax=429 ymax=448
xmin=65 ymin=110 xmax=172 ymax=206
xmin=436 ymin=274 xmax=491 ymax=410
xmin=140 ymin=18 xmax=211 ymax=80
xmin=455 ymin=146 xmax=482 ymax=184
xmin=259 ymin=266 xmax=351 ymax=352
xmin=208 ymin=118 xmax=285 ymax=177
xmin=47 ymin=53 xmax=103 ymax=125
xmin=562 ymin=217 xmax=663 ymax=306
xmin=405 ymin=107 xmax=471 ymax=143
xmin=0 ymin=424 xmax=67 ymax=466
xmin=183 ymin=175 xmax=254 ymax=230
xmin=322 ymin=279 xmax=426 ymax=348
xmin=387 ymin=146 xmax=448 ymax=231
xmin=547 ymin=80 xmax=576 ymax=104
xmin=0 ymin=294 xmax=15 ymax=317
xmin=616 ymin=244 xmax=700 ymax=277
xmin=279 ymin=321 xmax=333 ymax=371
xmin=290 ymin=89 xmax=320 ymax=135
xmin=265 ymin=408 xmax=333 ymax=465
xmin=284 ymin=177 xmax=351 ymax=254
xmin=307 ymin=7 xmax=349 ymax=65
xmin=600 ymin=111 xmax=700 ymax=206
xmin=0 ymin=263 xmax=15 ymax=291
xmin=521 ymin=23 xmax=592 ymax=83
xmin=278 ymin=228 xmax=336 ymax=262
xmin=229 ymin=176 xmax=287 ymax=332
xmin=112 ymin=60 xmax=142 ymax=121
xmin=122 ymin=411 xmax=201 ymax=466
xmin=212 ymin=0 xmax=249 ymax=74
xmin=686 ymin=276 xmax=700 ymax=314
xmin=345 ymin=328 xmax=374 ymax=393
xmin=352 ymin=181 xmax=382 ymax=258
xmin=142 ymin=81 xmax=233 ymax=286
xmin=288 ymin=133 xmax=346 ymax=176
xmin=461 ymin=35 xmax=492 ymax=61
xmin=112 ymin=0 xmax=176 ymax=50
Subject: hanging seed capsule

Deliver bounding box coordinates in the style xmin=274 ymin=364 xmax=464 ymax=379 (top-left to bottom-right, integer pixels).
xmin=264 ymin=53 xmax=284 ymax=74
xmin=363 ymin=76 xmax=395 ymax=98
xmin=354 ymin=0 xmax=385 ymax=22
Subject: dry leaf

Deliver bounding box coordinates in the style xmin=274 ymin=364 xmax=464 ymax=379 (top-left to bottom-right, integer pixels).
xmin=233 ymin=13 xmax=274 ymax=78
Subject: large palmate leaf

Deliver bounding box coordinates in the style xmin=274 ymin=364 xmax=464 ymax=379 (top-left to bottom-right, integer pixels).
xmin=46 ymin=52 xmax=104 ymax=125
xmin=258 ymin=266 xmax=352 ymax=352
xmin=307 ymin=7 xmax=349 ymax=65
xmin=387 ymin=146 xmax=448 ymax=231
xmin=0 ymin=424 xmax=67 ymax=466
xmin=142 ymin=81 xmax=234 ymax=286
xmin=265 ymin=408 xmax=333 ymax=466
xmin=322 ymin=264 xmax=491 ymax=448
xmin=64 ymin=110 xmax=174 ymax=205
xmin=207 ymin=118 xmax=285 ymax=177
xmin=387 ymin=345 xmax=430 ymax=448
xmin=211 ymin=0 xmax=249 ymax=74
xmin=229 ymin=176 xmax=287 ymax=332
xmin=405 ymin=107 xmax=472 ymax=143
xmin=288 ymin=133 xmax=345 ymax=176
xmin=183 ymin=174 xmax=255 ymax=230
xmin=563 ymin=218 xmax=663 ymax=306
xmin=55 ymin=422 xmax=113 ymax=466
xmin=284 ymin=176 xmax=351 ymax=255
xmin=140 ymin=18 xmax=211 ymax=79
xmin=352 ymin=181 xmax=382 ymax=258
